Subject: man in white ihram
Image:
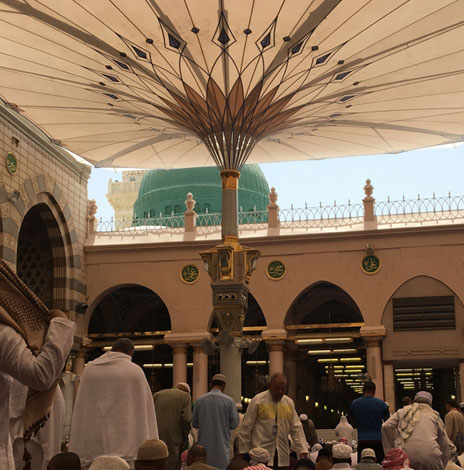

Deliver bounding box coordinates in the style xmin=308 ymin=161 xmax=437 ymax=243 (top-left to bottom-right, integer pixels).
xmin=69 ymin=338 xmax=158 ymax=469
xmin=0 ymin=309 xmax=75 ymax=470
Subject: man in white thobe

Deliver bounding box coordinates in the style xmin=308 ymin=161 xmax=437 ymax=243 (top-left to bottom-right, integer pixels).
xmin=238 ymin=373 xmax=308 ymax=470
xmin=0 ymin=312 xmax=75 ymax=470
xmin=10 ymin=378 xmax=65 ymax=470
xmin=69 ymin=338 xmax=158 ymax=469
xmin=382 ymin=390 xmax=449 ymax=470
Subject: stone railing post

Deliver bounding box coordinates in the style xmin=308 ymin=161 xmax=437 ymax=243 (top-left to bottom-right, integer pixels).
xmin=87 ymin=199 xmax=98 ymax=236
xmin=363 ymin=179 xmax=377 ymax=230
xmin=267 ymin=187 xmax=280 ymax=229
xmin=184 ymin=192 xmax=196 ymax=233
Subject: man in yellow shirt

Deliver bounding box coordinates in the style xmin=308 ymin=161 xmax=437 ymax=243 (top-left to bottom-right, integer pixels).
xmin=238 ymin=373 xmax=308 ymax=470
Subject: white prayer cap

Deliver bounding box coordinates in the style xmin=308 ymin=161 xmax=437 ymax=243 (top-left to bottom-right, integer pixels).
xmin=212 ymin=373 xmax=227 ymax=383
xmin=137 ymin=439 xmax=169 ymax=460
xmin=332 ymin=444 xmax=352 ymax=459
xmin=89 ymin=456 xmax=130 ymax=470
xmin=299 ymin=413 xmax=308 ymax=422
xmin=361 ymin=448 xmax=376 ymax=460
xmin=311 ymin=444 xmax=322 ymax=452
xmin=414 ymin=390 xmax=433 ymax=405
xmin=176 ymin=382 xmax=191 ymax=394
xmin=249 ymin=447 xmax=270 ymax=464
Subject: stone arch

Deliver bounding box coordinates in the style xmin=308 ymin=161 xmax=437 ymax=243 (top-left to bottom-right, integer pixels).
xmin=87 ymin=283 xmax=171 ymax=335
xmin=285 ymin=280 xmax=364 ymax=327
xmin=3 ymin=174 xmax=82 ymax=311
xmin=381 ymin=274 xmax=464 ymax=323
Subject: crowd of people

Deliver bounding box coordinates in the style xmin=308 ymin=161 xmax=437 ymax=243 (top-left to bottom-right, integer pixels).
xmin=3 ymin=313 xmax=464 ymax=470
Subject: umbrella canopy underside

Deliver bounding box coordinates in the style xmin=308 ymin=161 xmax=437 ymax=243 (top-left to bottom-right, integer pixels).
xmin=0 ymin=0 xmax=463 ymax=169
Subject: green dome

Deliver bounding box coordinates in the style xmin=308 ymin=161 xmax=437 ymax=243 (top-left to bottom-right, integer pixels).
xmin=133 ymin=165 xmax=269 ymax=222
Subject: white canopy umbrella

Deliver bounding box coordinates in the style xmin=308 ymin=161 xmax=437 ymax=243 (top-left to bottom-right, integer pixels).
xmin=0 ymin=0 xmax=462 ymax=171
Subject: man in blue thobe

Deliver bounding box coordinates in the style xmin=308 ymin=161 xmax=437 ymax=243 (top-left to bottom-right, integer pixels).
xmin=192 ymin=374 xmax=239 ymax=470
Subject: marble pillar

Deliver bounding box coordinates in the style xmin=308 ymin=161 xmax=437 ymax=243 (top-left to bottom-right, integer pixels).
xmin=220 ymin=338 xmax=242 ymax=403
xmin=193 ymin=345 xmax=208 ymax=400
xmin=284 ymin=345 xmax=298 ymax=401
xmin=459 ymin=361 xmax=464 ymax=403
xmin=364 ymin=338 xmax=384 ymax=399
xmin=268 ymin=341 xmax=284 ymax=377
xmin=383 ymin=362 xmax=395 ymax=412
xmin=172 ymin=344 xmax=188 ymax=386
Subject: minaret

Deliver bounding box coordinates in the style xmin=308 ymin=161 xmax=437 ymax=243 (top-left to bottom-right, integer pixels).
xmin=106 ymin=170 xmax=145 ymax=228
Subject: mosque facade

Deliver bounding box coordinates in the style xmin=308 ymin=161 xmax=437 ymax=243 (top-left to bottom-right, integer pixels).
xmin=2 ymin=101 xmax=464 ymax=431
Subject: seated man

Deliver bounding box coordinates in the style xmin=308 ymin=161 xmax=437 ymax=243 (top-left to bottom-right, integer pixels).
xmin=353 ymin=448 xmax=382 ymax=470
xmin=47 ymin=452 xmax=81 ymax=470
xmin=89 ymin=456 xmax=130 ymax=469
xmin=187 ymin=445 xmax=219 ymax=470
xmin=294 ymin=458 xmax=315 ymax=470
xmin=135 ymin=439 xmax=169 ymax=470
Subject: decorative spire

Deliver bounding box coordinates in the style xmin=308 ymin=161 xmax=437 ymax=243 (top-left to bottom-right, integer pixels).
xmin=363 ymin=179 xmax=374 ymax=198
xmin=185 ymin=192 xmax=196 ymax=212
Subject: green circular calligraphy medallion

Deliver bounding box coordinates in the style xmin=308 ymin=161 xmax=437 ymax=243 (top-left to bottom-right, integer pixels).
xmin=6 ymin=152 xmax=17 ymax=175
xmin=361 ymin=255 xmax=381 ymax=274
xmin=267 ymin=260 xmax=286 ymax=280
xmin=180 ymin=264 xmax=200 ymax=284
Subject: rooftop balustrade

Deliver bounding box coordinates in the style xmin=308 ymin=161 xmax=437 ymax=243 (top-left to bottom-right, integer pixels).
xmin=88 ymin=180 xmax=464 ymax=238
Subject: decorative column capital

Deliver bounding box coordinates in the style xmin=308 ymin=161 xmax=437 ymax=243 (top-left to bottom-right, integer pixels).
xmin=171 ymin=344 xmax=188 ymax=354
xmin=364 ymin=338 xmax=382 ymax=348
xmin=193 ymin=345 xmax=204 ymax=354
xmin=268 ymin=341 xmax=284 ymax=352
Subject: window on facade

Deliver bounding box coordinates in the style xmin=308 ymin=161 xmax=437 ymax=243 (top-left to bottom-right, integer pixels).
xmin=174 ymin=205 xmax=180 ymax=213
xmin=393 ymin=296 xmax=455 ymax=331
xmin=165 ymin=206 xmax=171 ymax=215
xmin=149 ymin=209 xmax=155 ymax=217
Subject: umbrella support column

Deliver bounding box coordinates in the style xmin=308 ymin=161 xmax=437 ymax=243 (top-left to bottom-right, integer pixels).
xmin=200 ymin=169 xmax=260 ymax=402
xmin=219 ymin=337 xmax=242 ymax=403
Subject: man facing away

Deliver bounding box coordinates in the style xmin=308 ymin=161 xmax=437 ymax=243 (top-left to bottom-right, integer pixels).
xmin=445 ymin=399 xmax=464 ymax=454
xmin=135 ymin=439 xmax=169 ymax=470
xmin=348 ymin=381 xmax=389 ymax=463
xmin=192 ymin=374 xmax=239 ymax=470
xmin=69 ymin=338 xmax=158 ymax=469
xmin=154 ymin=383 xmax=192 ymax=470
xmin=187 ymin=445 xmax=219 ymax=470
xmin=0 ymin=308 xmax=75 ymax=470
xmin=238 ymin=373 xmax=309 ymax=470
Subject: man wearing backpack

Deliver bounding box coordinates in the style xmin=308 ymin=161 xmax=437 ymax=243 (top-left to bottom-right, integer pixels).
xmin=445 ymin=399 xmax=464 ymax=454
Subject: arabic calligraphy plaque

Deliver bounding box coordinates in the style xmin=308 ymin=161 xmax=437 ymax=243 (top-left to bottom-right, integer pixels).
xmin=361 ymin=255 xmax=381 ymax=274
xmin=180 ymin=264 xmax=200 ymax=284
xmin=6 ymin=152 xmax=17 ymax=175
xmin=267 ymin=260 xmax=286 ymax=280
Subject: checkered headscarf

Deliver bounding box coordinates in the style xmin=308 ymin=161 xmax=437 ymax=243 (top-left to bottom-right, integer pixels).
xmin=0 ymin=260 xmax=56 ymax=468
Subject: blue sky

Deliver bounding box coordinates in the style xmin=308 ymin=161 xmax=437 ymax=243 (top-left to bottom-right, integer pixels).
xmin=88 ymin=144 xmax=464 ymax=222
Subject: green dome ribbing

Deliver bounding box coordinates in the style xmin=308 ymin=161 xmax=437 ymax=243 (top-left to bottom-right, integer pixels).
xmin=133 ymin=165 xmax=269 ymax=221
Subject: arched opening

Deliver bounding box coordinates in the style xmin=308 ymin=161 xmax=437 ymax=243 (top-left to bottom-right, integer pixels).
xmin=17 ymin=203 xmax=66 ymax=309
xmin=382 ymin=275 xmax=464 ymax=413
xmin=209 ymin=293 xmax=268 ymax=399
xmin=285 ymin=281 xmax=366 ymax=428
xmin=87 ymin=284 xmax=172 ymax=392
